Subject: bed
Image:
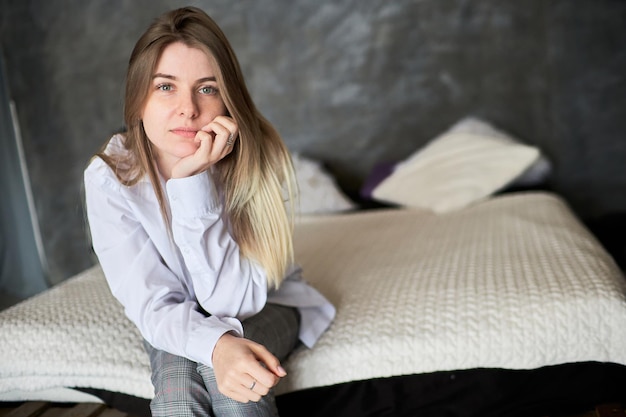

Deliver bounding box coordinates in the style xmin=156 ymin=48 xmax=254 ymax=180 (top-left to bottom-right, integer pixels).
xmin=1 ymin=118 xmax=626 ymax=417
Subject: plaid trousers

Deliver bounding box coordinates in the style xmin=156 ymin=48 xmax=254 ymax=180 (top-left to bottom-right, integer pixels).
xmin=144 ymin=303 xmax=300 ymax=417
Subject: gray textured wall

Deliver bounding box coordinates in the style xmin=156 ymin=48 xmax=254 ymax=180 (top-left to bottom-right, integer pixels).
xmin=0 ymin=0 xmax=625 ymax=287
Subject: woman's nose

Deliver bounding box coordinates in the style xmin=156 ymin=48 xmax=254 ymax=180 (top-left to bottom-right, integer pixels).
xmin=178 ymin=92 xmax=198 ymax=119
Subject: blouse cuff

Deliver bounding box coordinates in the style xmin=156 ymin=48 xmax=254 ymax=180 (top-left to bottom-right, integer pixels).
xmin=166 ymin=172 xmax=220 ymax=218
xmin=185 ymin=316 xmax=244 ymax=368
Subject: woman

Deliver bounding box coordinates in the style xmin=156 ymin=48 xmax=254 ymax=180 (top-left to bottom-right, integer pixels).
xmin=84 ymin=7 xmax=335 ymax=417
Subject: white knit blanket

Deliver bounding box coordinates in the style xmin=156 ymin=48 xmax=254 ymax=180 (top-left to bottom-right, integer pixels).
xmin=1 ymin=192 xmax=625 ymax=401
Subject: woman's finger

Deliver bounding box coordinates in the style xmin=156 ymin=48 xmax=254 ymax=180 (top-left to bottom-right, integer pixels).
xmin=248 ymin=342 xmax=286 ymax=380
xmin=213 ymin=115 xmax=238 ymax=135
xmin=205 ymin=116 xmax=238 ymax=153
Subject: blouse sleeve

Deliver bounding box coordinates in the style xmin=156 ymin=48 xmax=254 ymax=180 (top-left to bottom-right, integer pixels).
xmin=84 ymin=161 xmax=266 ymax=367
xmin=165 ymin=172 xmax=269 ymax=319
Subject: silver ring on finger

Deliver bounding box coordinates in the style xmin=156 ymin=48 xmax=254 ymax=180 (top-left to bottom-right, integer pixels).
xmin=249 ymin=380 xmax=256 ymax=391
xmin=226 ymin=133 xmax=235 ymax=147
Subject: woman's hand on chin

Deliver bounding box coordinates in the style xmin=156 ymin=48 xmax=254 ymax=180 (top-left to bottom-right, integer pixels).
xmin=170 ymin=115 xmax=238 ymax=179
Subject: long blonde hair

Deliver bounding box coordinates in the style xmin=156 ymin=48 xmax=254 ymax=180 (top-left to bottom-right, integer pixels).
xmin=96 ymin=7 xmax=295 ymax=287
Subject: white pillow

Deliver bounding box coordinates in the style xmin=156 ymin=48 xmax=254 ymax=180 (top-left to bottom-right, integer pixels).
xmin=291 ymin=153 xmax=356 ymax=214
xmin=371 ymin=117 xmax=540 ymax=213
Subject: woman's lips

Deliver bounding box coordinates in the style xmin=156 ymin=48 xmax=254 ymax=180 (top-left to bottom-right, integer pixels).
xmin=171 ymin=128 xmax=198 ymax=139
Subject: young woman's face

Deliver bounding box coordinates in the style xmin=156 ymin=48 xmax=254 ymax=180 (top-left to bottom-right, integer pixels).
xmin=141 ymin=42 xmax=227 ymax=175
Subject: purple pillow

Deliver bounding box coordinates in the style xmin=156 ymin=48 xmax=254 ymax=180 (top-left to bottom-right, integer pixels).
xmin=360 ymin=161 xmax=397 ymax=200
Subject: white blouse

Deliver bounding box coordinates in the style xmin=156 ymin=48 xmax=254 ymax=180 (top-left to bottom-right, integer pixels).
xmin=84 ymin=134 xmax=335 ymax=368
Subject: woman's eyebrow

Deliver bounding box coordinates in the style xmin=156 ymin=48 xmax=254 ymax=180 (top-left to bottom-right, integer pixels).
xmin=153 ymin=73 xmax=176 ymax=80
xmin=152 ymin=73 xmax=217 ymax=83
xmin=197 ymin=76 xmax=217 ymax=83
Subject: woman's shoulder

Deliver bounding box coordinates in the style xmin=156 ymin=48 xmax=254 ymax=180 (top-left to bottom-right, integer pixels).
xmin=102 ymin=133 xmax=128 ymax=156
xmin=84 ymin=134 xmax=130 ymax=187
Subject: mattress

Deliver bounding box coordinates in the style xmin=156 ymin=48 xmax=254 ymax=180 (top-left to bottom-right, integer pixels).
xmin=1 ymin=191 xmax=625 ymax=405
xmin=278 ymin=191 xmax=626 ymax=393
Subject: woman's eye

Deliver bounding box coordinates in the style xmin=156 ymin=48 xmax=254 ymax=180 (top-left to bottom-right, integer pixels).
xmin=199 ymin=86 xmax=218 ymax=95
xmin=156 ymin=84 xmax=172 ymax=92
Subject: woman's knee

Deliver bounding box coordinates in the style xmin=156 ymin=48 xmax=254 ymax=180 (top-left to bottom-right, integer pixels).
xmin=144 ymin=342 xmax=211 ymax=416
xmin=242 ymin=304 xmax=300 ymax=361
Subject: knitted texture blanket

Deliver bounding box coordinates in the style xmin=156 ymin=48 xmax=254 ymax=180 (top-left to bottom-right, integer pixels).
xmin=1 ymin=192 xmax=625 ymax=400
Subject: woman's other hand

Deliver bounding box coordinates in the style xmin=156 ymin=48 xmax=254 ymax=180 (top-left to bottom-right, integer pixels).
xmin=211 ymin=333 xmax=287 ymax=403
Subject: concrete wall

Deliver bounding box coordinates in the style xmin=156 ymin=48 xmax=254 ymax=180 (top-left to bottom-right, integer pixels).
xmin=1 ymin=0 xmax=625 ymax=287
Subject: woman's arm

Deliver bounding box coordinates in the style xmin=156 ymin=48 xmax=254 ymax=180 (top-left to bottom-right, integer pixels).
xmin=166 ymin=171 xmax=269 ymax=319
xmin=84 ymin=161 xmax=246 ymax=367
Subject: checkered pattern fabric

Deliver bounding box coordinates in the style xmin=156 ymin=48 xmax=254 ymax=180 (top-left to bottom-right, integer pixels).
xmin=145 ymin=304 xmax=299 ymax=417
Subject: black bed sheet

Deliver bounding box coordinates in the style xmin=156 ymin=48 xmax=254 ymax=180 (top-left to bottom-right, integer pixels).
xmin=78 ymin=361 xmax=626 ymax=417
